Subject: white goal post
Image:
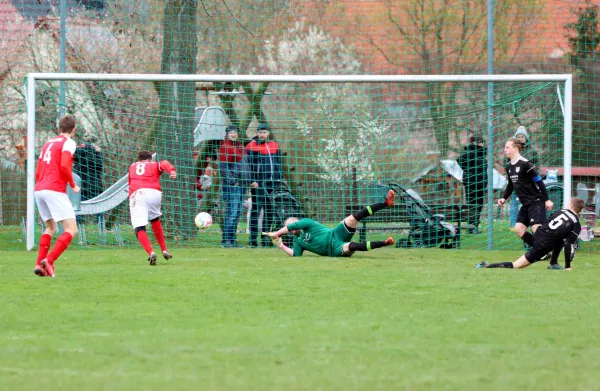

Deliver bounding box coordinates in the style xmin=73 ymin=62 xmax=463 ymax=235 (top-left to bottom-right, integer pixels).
xmin=25 ymin=73 xmax=573 ymax=251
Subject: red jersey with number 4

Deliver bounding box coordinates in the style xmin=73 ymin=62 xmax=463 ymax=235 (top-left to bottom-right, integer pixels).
xmin=35 ymin=135 xmax=77 ymax=193
xmin=128 ymin=160 xmax=176 ymax=197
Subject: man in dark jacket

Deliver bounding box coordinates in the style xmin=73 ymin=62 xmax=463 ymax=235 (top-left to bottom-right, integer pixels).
xmin=244 ymin=123 xmax=283 ymax=247
xmin=74 ymin=134 xmax=104 ymax=224
xmin=74 ymin=134 xmax=104 ymax=201
xmin=457 ymin=135 xmax=488 ymax=234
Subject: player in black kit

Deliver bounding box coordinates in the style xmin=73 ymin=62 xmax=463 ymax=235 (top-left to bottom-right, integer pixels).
xmin=497 ymin=138 xmax=554 ymax=247
xmin=476 ymin=198 xmax=584 ymax=270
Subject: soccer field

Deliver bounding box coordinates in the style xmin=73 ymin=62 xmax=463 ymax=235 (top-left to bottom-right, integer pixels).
xmin=1 ymin=248 xmax=599 ymax=390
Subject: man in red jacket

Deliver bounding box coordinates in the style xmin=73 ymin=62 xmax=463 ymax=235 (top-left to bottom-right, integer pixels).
xmin=219 ymin=125 xmax=246 ymax=247
xmin=128 ymin=151 xmax=177 ymax=265
xmin=33 ymin=115 xmax=81 ymax=277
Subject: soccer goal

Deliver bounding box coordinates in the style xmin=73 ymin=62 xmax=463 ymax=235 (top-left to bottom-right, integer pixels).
xmin=24 ymin=73 xmax=573 ymax=251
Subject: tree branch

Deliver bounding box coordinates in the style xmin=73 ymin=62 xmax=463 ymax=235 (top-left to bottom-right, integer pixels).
xmin=221 ymin=0 xmax=266 ymax=43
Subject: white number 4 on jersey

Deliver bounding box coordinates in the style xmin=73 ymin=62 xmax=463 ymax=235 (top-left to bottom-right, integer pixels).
xmin=42 ymin=143 xmax=53 ymax=164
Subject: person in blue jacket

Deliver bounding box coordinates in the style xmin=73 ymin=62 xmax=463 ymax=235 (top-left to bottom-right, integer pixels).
xmin=244 ymin=123 xmax=283 ymax=248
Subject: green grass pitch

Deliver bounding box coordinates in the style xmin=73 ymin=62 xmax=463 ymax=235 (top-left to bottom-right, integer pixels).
xmin=1 ymin=248 xmax=599 ymax=390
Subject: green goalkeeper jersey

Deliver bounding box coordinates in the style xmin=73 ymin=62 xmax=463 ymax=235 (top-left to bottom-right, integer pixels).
xmin=288 ymin=218 xmax=343 ymax=257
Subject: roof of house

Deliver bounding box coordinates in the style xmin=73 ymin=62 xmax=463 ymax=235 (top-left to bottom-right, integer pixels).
xmin=9 ymin=0 xmax=103 ymax=20
xmin=319 ymin=0 xmax=574 ymax=74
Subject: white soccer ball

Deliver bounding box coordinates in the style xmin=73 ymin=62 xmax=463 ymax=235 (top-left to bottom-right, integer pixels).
xmin=195 ymin=212 xmax=213 ymax=229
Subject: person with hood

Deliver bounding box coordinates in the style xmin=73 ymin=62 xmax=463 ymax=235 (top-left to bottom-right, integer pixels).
xmin=218 ymin=125 xmax=246 ymax=247
xmin=457 ymin=134 xmax=488 ymax=234
xmin=509 ymin=125 xmax=539 ymax=228
xmin=74 ymin=133 xmax=104 ymax=201
xmin=74 ymin=133 xmax=104 ymax=224
xmin=244 ymin=123 xmax=283 ymax=248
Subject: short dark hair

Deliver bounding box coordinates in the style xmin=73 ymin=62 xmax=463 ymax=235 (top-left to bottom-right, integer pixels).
xmin=58 ymin=115 xmax=76 ymax=133
xmin=571 ymin=197 xmax=585 ymax=214
xmin=507 ymin=137 xmax=524 ymax=152
xmin=469 ymin=134 xmax=484 ymax=144
xmin=137 ymin=151 xmax=153 ymax=161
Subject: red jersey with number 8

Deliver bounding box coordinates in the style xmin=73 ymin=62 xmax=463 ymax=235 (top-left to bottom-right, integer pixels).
xmin=35 ymin=135 xmax=77 ymax=193
xmin=128 ymin=160 xmax=176 ymax=197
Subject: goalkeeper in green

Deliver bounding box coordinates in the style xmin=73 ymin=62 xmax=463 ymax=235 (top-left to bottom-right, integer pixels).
xmin=263 ymin=190 xmax=396 ymax=257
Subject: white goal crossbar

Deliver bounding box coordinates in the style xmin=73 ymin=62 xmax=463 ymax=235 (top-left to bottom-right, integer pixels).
xmin=25 ymin=73 xmax=573 ymax=250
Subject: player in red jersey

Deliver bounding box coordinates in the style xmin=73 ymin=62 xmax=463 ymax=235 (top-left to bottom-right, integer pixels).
xmin=33 ymin=115 xmax=81 ymax=277
xmin=128 ymin=151 xmax=177 ymax=265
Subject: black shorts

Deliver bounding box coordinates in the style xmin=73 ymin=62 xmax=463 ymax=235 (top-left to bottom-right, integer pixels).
xmin=516 ymin=201 xmax=546 ymax=227
xmin=524 ymin=239 xmax=555 ymax=263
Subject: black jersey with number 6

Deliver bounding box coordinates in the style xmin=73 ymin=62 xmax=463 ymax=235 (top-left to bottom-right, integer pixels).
xmin=535 ymin=209 xmax=581 ymax=243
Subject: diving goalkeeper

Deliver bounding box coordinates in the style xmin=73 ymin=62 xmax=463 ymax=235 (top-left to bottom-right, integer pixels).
xmin=263 ymin=189 xmax=396 ymax=257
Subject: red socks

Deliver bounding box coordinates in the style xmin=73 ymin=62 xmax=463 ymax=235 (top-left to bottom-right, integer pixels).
xmin=137 ymin=221 xmax=166 ymax=256
xmin=37 ymin=234 xmax=52 ymax=265
xmin=151 ymin=220 xmax=167 ymax=251
xmin=136 ymin=230 xmax=154 ymax=255
xmin=47 ymin=232 xmax=73 ymax=264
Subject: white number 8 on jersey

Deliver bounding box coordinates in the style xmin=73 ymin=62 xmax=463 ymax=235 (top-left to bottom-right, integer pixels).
xmin=135 ymin=163 xmax=146 ymax=176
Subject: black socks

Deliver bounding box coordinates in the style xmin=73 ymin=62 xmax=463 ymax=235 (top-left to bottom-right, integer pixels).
xmin=348 ymin=241 xmax=386 ymax=251
xmin=486 ymin=262 xmax=514 ymax=268
xmin=352 ymin=202 xmax=387 ymax=222
xmin=521 ymin=231 xmax=534 ymax=246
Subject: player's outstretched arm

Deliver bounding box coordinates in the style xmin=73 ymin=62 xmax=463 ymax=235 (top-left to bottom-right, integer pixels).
xmin=264 ymin=226 xmax=289 ymax=238
xmin=262 ymin=229 xmax=294 ymax=256
xmin=60 ymin=150 xmax=77 ymax=189
xmin=564 ymin=228 xmax=580 ymax=270
xmin=159 ymin=160 xmax=177 ymax=178
xmin=273 ymin=236 xmax=294 ymax=256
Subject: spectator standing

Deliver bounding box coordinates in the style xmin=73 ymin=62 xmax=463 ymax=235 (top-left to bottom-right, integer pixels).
xmin=457 ymin=135 xmax=488 ymax=234
xmin=196 ymin=157 xmax=214 ymax=210
xmin=74 ymin=133 xmax=104 ymax=223
xmin=218 ymin=125 xmax=246 ymax=247
xmin=244 ymin=123 xmax=283 ymax=248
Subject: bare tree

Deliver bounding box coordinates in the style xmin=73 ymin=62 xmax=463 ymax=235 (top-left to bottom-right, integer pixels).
xmin=354 ymin=0 xmax=543 ymax=157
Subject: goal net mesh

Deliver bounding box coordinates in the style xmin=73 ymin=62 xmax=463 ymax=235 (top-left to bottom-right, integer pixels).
xmin=26 ymin=79 xmax=566 ymax=250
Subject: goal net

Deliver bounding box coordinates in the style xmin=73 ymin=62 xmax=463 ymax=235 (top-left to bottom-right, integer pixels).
xmin=24 ymin=74 xmax=573 ymax=251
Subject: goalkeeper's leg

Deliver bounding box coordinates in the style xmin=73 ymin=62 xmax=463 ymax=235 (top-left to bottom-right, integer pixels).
xmin=344 ymin=190 xmax=395 ymax=229
xmin=343 ymin=237 xmax=395 ymax=253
